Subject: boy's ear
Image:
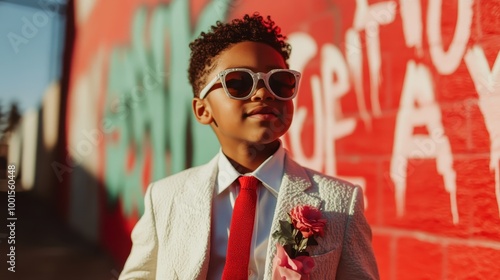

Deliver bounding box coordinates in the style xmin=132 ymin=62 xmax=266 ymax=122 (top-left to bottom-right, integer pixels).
xmin=192 ymin=97 xmax=213 ymax=125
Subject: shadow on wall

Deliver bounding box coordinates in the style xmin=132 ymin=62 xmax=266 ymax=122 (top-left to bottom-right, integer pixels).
xmin=0 ymin=182 xmax=118 ymax=280
xmin=0 ymin=81 xmax=121 ymax=277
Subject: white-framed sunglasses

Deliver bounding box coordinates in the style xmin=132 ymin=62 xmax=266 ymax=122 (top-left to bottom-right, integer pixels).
xmin=199 ymin=68 xmax=301 ymax=100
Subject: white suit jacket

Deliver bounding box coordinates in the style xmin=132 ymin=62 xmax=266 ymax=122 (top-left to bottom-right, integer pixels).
xmin=119 ymin=152 xmax=379 ymax=279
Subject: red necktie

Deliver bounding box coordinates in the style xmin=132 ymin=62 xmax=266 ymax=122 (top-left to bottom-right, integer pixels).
xmin=222 ymin=176 xmax=259 ymax=280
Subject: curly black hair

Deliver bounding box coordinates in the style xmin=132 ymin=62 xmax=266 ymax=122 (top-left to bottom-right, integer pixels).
xmin=188 ymin=13 xmax=292 ymax=97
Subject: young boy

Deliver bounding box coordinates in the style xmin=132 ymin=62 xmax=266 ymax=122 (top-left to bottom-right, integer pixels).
xmin=120 ymin=13 xmax=379 ymax=279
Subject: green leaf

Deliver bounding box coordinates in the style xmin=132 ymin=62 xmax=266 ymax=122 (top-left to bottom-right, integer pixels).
xmin=298 ymin=237 xmax=308 ymax=252
xmin=284 ymin=235 xmax=295 ymax=244
xmin=274 ymin=230 xmax=294 ymax=246
xmin=294 ymin=231 xmax=301 ymax=247
xmin=272 ymin=230 xmax=282 ymax=239
xmin=279 ymin=220 xmax=293 ymax=239
xmin=278 ymin=236 xmax=287 ymax=245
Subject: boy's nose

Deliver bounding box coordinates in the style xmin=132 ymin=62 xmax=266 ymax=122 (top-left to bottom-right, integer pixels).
xmin=251 ymin=81 xmax=275 ymax=101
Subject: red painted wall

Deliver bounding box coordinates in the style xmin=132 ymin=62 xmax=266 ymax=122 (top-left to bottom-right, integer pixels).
xmin=65 ymin=0 xmax=500 ymax=278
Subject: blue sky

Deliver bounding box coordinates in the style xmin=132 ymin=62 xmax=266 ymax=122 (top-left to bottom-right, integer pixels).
xmin=0 ymin=0 xmax=65 ymax=113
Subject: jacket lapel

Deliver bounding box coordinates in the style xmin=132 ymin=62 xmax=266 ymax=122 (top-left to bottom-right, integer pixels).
xmin=263 ymin=152 xmax=322 ymax=278
xmin=171 ymin=155 xmax=219 ymax=279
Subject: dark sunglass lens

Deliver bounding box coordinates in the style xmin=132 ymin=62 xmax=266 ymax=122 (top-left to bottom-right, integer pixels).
xmin=224 ymin=71 xmax=253 ymax=98
xmin=269 ymin=71 xmax=296 ymax=98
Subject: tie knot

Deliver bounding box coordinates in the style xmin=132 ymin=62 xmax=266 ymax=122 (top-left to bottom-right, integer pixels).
xmin=238 ymin=176 xmax=259 ymax=192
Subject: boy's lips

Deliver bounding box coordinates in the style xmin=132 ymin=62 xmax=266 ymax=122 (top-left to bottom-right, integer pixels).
xmin=245 ymin=106 xmax=280 ymax=120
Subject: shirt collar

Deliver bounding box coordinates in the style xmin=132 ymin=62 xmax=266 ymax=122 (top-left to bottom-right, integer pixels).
xmin=216 ymin=142 xmax=285 ymax=196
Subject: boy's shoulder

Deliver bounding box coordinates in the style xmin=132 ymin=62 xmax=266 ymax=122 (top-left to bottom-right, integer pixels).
xmin=287 ymin=155 xmax=358 ymax=192
xmin=295 ymin=163 xmax=364 ymax=211
xmin=155 ymin=164 xmax=207 ymax=183
xmin=308 ymin=167 xmax=356 ymax=188
xmin=147 ymin=155 xmax=219 ymax=193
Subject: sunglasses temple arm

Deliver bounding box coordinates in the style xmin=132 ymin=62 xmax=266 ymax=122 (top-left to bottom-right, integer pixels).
xmin=199 ymin=75 xmax=220 ymax=99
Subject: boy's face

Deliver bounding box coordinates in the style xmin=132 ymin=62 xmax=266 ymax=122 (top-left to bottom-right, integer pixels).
xmin=193 ymin=41 xmax=294 ymax=148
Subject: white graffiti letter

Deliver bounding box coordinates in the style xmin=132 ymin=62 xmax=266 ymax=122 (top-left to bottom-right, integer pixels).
xmin=353 ymin=0 xmax=397 ymax=116
xmin=464 ymin=45 xmax=500 ymax=216
xmin=321 ymin=44 xmax=355 ymax=176
xmin=345 ymin=29 xmax=372 ymax=128
xmin=391 ymin=60 xmax=458 ymax=223
xmin=287 ymin=33 xmax=324 ymax=171
xmin=400 ymin=0 xmax=423 ymax=54
xmin=427 ymin=0 xmax=473 ymax=74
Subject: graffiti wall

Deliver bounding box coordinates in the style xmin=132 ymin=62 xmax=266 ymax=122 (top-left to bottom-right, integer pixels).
xmin=62 ymin=0 xmax=500 ymax=278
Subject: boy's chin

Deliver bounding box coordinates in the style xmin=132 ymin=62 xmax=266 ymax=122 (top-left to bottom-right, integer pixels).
xmin=247 ymin=136 xmax=283 ymax=147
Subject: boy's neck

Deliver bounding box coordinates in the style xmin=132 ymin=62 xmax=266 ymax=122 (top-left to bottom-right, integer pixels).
xmin=222 ymin=140 xmax=281 ymax=174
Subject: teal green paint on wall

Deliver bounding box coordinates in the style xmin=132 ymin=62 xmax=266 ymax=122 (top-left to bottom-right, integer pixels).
xmin=102 ymin=0 xmax=231 ymax=215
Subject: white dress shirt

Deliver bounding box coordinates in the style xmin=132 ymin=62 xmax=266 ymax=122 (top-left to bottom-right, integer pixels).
xmin=207 ymin=144 xmax=285 ymax=280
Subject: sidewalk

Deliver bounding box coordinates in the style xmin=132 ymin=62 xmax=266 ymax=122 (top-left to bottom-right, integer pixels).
xmin=0 ymin=191 xmax=119 ymax=280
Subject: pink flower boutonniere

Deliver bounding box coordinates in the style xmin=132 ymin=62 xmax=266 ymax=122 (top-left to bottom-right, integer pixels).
xmin=272 ymin=205 xmax=327 ymax=279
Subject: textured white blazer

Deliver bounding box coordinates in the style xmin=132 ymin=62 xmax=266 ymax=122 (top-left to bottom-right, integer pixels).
xmin=119 ymin=152 xmax=379 ymax=279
